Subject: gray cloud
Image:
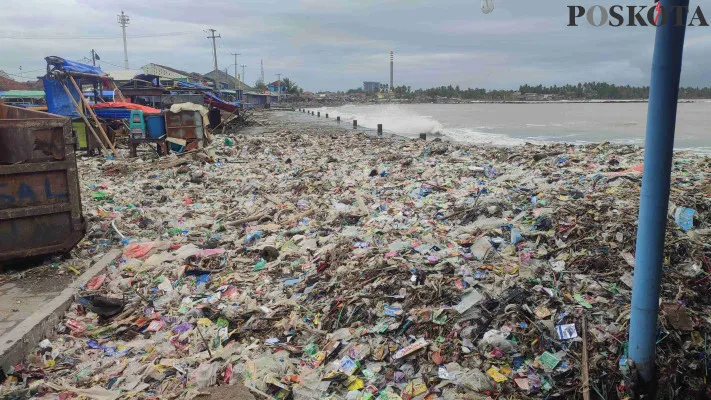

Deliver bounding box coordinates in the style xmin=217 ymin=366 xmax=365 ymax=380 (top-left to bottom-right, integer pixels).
xmin=0 ymin=0 xmax=709 ymax=91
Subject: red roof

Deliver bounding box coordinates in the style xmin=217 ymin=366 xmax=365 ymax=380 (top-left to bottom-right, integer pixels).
xmin=268 ymin=80 xmax=284 ymax=87
xmin=0 ymin=76 xmax=33 ymax=91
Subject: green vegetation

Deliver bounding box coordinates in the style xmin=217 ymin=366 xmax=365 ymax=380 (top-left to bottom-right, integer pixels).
xmin=281 ymin=77 xmax=303 ymax=95
xmin=253 ymin=81 xmax=267 ymax=91
xmin=346 ymin=82 xmax=711 ymax=100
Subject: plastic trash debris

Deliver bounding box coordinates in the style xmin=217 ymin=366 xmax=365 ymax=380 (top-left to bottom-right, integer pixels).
xmin=556 ymin=324 xmax=578 ymax=340
xmin=674 ymin=206 xmax=695 ymax=232
xmin=7 ymin=114 xmax=709 ymax=400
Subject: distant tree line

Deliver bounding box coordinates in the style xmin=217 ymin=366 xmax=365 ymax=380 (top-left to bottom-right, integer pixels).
xmin=346 ymin=82 xmax=711 ymax=100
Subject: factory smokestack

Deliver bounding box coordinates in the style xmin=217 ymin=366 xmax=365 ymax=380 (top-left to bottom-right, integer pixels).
xmin=390 ymin=51 xmax=394 ymax=92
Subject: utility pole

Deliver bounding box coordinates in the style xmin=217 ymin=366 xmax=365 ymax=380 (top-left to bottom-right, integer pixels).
xmin=117 ymin=11 xmax=130 ymax=69
xmin=230 ymin=52 xmax=241 ymax=91
xmin=90 ymin=50 xmax=99 ymax=102
xmin=18 ymin=66 xmax=22 ymax=80
xmin=206 ymin=29 xmax=221 ymax=89
xmin=276 ymin=73 xmax=281 ymax=103
xmin=390 ymin=51 xmax=394 ymax=95
xmin=241 ymin=65 xmax=246 ymax=91
xmin=260 ymin=59 xmax=264 ymax=84
xmin=628 ymin=0 xmax=689 ymax=393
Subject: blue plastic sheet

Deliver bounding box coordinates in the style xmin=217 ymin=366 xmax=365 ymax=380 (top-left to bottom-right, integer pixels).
xmin=46 ymin=56 xmax=105 ymax=75
xmin=204 ymin=91 xmax=240 ymax=107
xmin=43 ymin=78 xmax=80 ymax=117
xmin=176 ymin=81 xmax=211 ymax=90
xmin=674 ymin=207 xmax=695 ymax=232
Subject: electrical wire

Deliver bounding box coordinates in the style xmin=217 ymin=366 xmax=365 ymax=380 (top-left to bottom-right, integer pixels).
xmin=97 ymin=59 xmax=124 ymax=69
xmin=0 ymin=32 xmax=195 ymax=40
xmin=1 ymin=68 xmax=46 ymax=79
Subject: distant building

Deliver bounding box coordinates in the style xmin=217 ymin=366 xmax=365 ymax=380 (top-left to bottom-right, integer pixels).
xmin=0 ymin=75 xmax=35 ymax=91
xmin=244 ymin=91 xmax=278 ymax=106
xmin=363 ymin=81 xmax=380 ymax=93
xmin=203 ymin=69 xmax=252 ymax=91
xmin=380 ymin=83 xmax=390 ymax=93
xmin=105 ymin=69 xmax=142 ymax=85
xmin=522 ymin=93 xmax=544 ymax=101
xmin=267 ymin=80 xmax=287 ymax=95
xmin=141 ymin=63 xmax=203 ymax=87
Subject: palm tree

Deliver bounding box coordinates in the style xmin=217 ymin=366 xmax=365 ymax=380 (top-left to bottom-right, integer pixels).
xmin=281 ymin=77 xmax=301 ymax=95
xmin=281 ymin=77 xmax=294 ymax=93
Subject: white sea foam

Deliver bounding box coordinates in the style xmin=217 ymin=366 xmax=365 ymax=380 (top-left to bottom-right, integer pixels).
xmin=310 ymin=104 xmax=443 ymax=137
xmin=305 ymin=102 xmax=709 ymax=152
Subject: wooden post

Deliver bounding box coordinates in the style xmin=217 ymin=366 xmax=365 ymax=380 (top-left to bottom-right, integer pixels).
xmin=317 ymin=112 xmax=320 ymax=117
xmin=337 ymin=116 xmax=341 ymax=123
xmin=419 ymin=133 xmax=427 ymax=140
xmin=326 ymin=114 xmax=329 ymax=118
xmin=353 ymin=120 xmax=357 ymax=129
xmin=582 ymin=316 xmax=590 ymax=400
xmin=68 ymin=75 xmax=117 ymax=156
xmin=377 ymin=124 xmax=383 ymax=135
xmin=58 ymin=82 xmax=108 ymax=152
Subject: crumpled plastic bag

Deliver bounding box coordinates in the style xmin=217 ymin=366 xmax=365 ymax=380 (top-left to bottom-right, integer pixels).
xmin=123 ymin=241 xmax=158 ymax=259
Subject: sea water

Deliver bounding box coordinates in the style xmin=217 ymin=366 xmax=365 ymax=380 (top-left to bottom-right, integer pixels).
xmin=304 ymin=102 xmax=711 ymax=152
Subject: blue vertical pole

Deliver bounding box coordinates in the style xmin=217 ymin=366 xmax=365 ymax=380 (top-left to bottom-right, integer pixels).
xmin=629 ymin=0 xmax=689 ymax=384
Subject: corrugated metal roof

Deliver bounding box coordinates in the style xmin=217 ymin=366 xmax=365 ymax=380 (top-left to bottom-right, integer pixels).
xmin=0 ymin=90 xmax=45 ymax=99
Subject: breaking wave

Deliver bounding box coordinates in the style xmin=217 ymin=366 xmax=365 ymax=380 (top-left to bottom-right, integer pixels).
xmin=307 ymin=104 xmax=527 ymax=146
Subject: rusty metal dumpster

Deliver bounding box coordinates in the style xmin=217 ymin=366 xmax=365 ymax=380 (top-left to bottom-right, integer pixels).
xmin=0 ymin=103 xmax=85 ymax=262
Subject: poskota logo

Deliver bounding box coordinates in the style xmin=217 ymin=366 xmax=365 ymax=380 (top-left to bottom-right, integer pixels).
xmin=568 ymin=4 xmax=709 ymax=27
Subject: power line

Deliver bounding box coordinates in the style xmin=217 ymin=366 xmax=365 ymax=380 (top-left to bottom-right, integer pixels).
xmin=0 ymin=67 xmax=44 ymax=74
xmin=1 ymin=68 xmax=46 ymax=80
xmin=0 ymin=32 xmax=195 ymax=40
xmin=98 ymin=59 xmax=124 ymax=69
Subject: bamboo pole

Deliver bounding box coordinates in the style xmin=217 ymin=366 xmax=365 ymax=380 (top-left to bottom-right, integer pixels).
xmin=111 ymin=81 xmax=126 ymax=102
xmin=58 ymin=82 xmax=108 ymax=152
xmin=67 ymin=75 xmax=117 ymax=156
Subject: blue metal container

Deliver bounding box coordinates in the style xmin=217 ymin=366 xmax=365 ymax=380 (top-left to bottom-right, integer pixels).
xmin=145 ymin=114 xmax=166 ymax=139
xmin=94 ymin=108 xmax=132 ymax=119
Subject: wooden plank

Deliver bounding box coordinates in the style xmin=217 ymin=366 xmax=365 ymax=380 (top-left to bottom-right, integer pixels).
xmin=67 ymin=75 xmax=117 ymax=156
xmin=0 ymin=161 xmax=70 ymax=175
xmin=0 ymin=203 xmax=72 ymax=220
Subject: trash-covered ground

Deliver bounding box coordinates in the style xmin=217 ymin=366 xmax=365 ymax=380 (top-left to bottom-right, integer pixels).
xmin=3 ymin=110 xmax=711 ymax=399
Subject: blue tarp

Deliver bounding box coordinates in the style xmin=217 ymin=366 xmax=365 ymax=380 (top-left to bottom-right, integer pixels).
xmin=176 ymin=81 xmax=212 ymax=90
xmin=45 ymin=56 xmax=105 ymax=76
xmin=83 ymin=91 xmax=116 ymax=97
xmin=43 ymin=78 xmax=80 ymax=117
xmin=204 ymin=91 xmax=240 ymax=106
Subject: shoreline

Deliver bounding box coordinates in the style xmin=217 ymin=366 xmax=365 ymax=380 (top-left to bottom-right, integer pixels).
xmin=282 ymin=109 xmax=711 ymax=155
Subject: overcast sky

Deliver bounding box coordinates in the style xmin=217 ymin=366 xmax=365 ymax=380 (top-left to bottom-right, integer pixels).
xmin=1 ymin=0 xmax=709 ymax=91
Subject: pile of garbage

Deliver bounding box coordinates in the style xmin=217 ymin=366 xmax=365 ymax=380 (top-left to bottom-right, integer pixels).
xmin=2 ymin=114 xmax=711 ymax=399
